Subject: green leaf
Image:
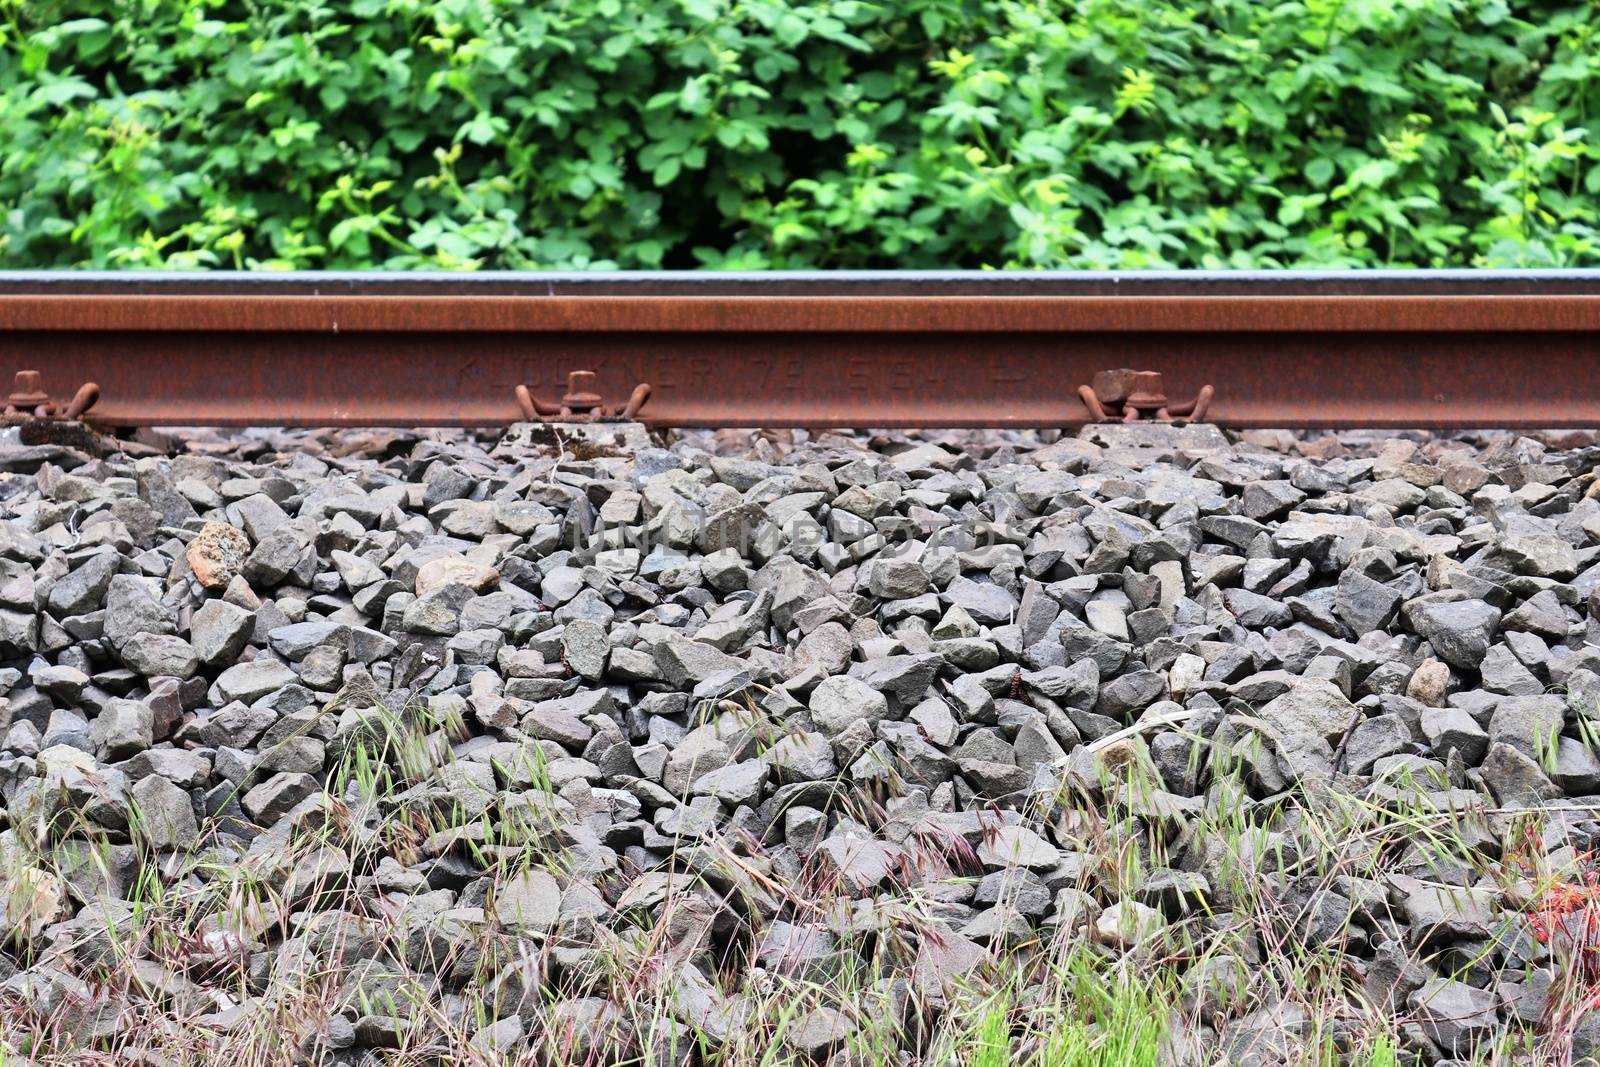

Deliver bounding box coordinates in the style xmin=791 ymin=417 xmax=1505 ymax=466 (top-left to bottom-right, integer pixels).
xmin=55 ymin=18 xmax=110 ymax=35
xmin=390 ymin=127 xmax=426 ymax=152
xmin=31 ymin=78 xmax=96 ymax=107
xmin=457 ymin=113 xmax=504 ymax=145
xmin=653 ymin=157 xmax=682 ymax=185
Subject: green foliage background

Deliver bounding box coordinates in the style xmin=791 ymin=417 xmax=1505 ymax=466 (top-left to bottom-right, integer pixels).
xmin=2 ymin=0 xmax=1598 ymax=270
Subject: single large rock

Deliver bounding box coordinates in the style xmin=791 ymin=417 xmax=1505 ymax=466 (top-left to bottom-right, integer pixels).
xmin=691 ymin=759 xmax=769 ymax=804
xmin=809 ymin=676 xmax=888 ymax=737
xmin=1420 ymin=706 xmax=1488 ymax=763
xmin=942 ymin=576 xmax=1017 ymax=626
xmin=104 ymin=574 xmax=175 ymax=650
xmin=185 ymin=522 xmax=252 ymax=590
xmin=848 ymin=654 xmax=942 ymax=708
xmin=1480 ymin=742 xmax=1562 ymax=805
xmin=794 ymin=623 xmax=852 ymax=675
xmin=415 ymin=556 xmax=499 ymax=597
xmin=1406 ymin=658 xmax=1450 ymax=707
xmin=131 ymin=775 xmax=199 ymax=851
xmin=561 ymin=619 xmax=609 ymax=681
xmin=242 ymin=527 xmax=305 ymax=586
xmin=212 ymin=657 xmax=298 ymax=704
xmin=768 ymin=732 xmax=838 ymax=783
xmin=522 ymin=693 xmax=599 ymax=748
xmin=495 ymin=869 xmax=561 ymax=933
xmin=1487 ymin=695 xmax=1565 ymax=760
xmin=0 ymin=607 xmax=38 ymax=653
xmin=869 ymin=558 xmax=930 ymax=599
xmin=1092 ymin=899 xmax=1166 ymax=950
xmin=653 ymin=636 xmax=744 ymax=689
xmin=190 ymin=599 xmax=255 ymax=665
xmin=1334 ymin=570 xmax=1402 ymax=632
xmin=46 ymin=549 xmax=119 ymax=618
xmin=1403 ymin=595 xmax=1501 ymax=670
xmin=1256 ymin=678 xmax=1356 ymax=744
xmin=1403 ymin=883 xmax=1496 ymax=948
xmin=268 ymin=621 xmax=348 ymax=660
xmin=1408 ymin=978 xmax=1498 ymax=1056
xmin=976 ymin=825 xmax=1060 ymax=871
xmin=94 ymin=698 xmax=154 ymax=759
xmin=119 ymin=632 xmax=200 ymax=679
xmin=1500 ymin=534 xmax=1577 ymax=580
xmin=243 ymin=771 xmax=319 ymax=824
xmin=0 ymin=865 xmax=67 ymax=944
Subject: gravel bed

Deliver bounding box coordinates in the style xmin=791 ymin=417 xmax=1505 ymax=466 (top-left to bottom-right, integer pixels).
xmin=4 ymin=421 xmax=1600 ymax=1064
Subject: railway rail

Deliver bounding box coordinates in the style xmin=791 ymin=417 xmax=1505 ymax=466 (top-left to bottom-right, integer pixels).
xmin=1 ymin=270 xmax=1598 ymax=430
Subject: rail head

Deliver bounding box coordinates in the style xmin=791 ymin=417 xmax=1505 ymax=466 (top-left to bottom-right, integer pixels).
xmin=4 ymin=293 xmax=1600 ymax=333
xmin=5 ymin=268 xmax=1600 ymax=296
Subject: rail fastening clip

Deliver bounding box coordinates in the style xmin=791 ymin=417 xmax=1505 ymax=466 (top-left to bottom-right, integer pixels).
xmin=4 ymin=370 xmax=100 ymax=423
xmin=1078 ymin=369 xmax=1213 ymax=424
xmin=514 ymin=370 xmax=651 ymax=423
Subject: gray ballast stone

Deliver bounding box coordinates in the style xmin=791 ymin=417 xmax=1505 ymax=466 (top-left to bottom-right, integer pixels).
xmin=810 ymin=676 xmax=888 ymax=737
xmin=46 ymin=550 xmax=120 ymax=618
xmin=130 ymin=775 xmax=198 ymax=851
xmin=869 ymin=558 xmax=931 ymax=599
xmin=847 ymin=654 xmax=941 ymax=707
xmin=104 ymin=575 xmax=175 ymax=650
xmin=1335 ymin=570 xmax=1403 ymax=633
xmin=211 ymin=658 xmax=299 ymax=705
xmin=561 ymin=619 xmax=610 ymax=681
xmin=1409 ymin=978 xmax=1499 ymax=1056
xmin=119 ymin=633 xmax=200 ymax=679
xmin=653 ymin=636 xmax=744 ymax=688
xmin=94 ymin=698 xmax=154 ymax=759
xmin=243 ymin=771 xmax=319 ymax=824
xmin=1421 ymin=706 xmax=1488 ymax=763
xmin=1257 ymin=678 xmax=1357 ymax=745
xmin=268 ymin=621 xmax=349 ymax=660
xmin=191 ymin=599 xmax=255 ymax=666
xmin=690 ymin=759 xmax=769 ymax=804
xmin=10 ymin=421 xmax=1600 ymax=1062
xmin=494 ymin=869 xmax=561 ymax=934
xmin=1403 ymin=595 xmax=1501 ymax=670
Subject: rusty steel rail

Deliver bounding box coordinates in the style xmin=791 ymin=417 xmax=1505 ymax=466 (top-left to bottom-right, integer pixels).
xmin=2 ymin=271 xmax=1599 ymax=429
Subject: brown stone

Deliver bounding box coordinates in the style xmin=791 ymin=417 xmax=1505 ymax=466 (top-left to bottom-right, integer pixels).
xmin=185 ymin=522 xmax=251 ymax=591
xmin=415 ymin=556 xmax=499 ymax=597
xmin=1406 ymin=658 xmax=1450 ymax=707
xmin=0 ymin=865 xmax=66 ymax=944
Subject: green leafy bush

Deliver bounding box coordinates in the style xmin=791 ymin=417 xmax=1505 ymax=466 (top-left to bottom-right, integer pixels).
xmin=2 ymin=0 xmax=1598 ymax=269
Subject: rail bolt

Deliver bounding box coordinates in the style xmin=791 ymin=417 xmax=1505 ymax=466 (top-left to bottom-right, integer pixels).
xmin=7 ymin=370 xmax=50 ymax=410
xmin=1121 ymin=371 xmax=1171 ymax=417
xmin=560 ymin=371 xmax=606 ymax=415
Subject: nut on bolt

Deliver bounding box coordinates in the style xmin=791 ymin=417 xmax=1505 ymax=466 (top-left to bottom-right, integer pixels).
xmin=559 ymin=370 xmax=605 ymax=416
